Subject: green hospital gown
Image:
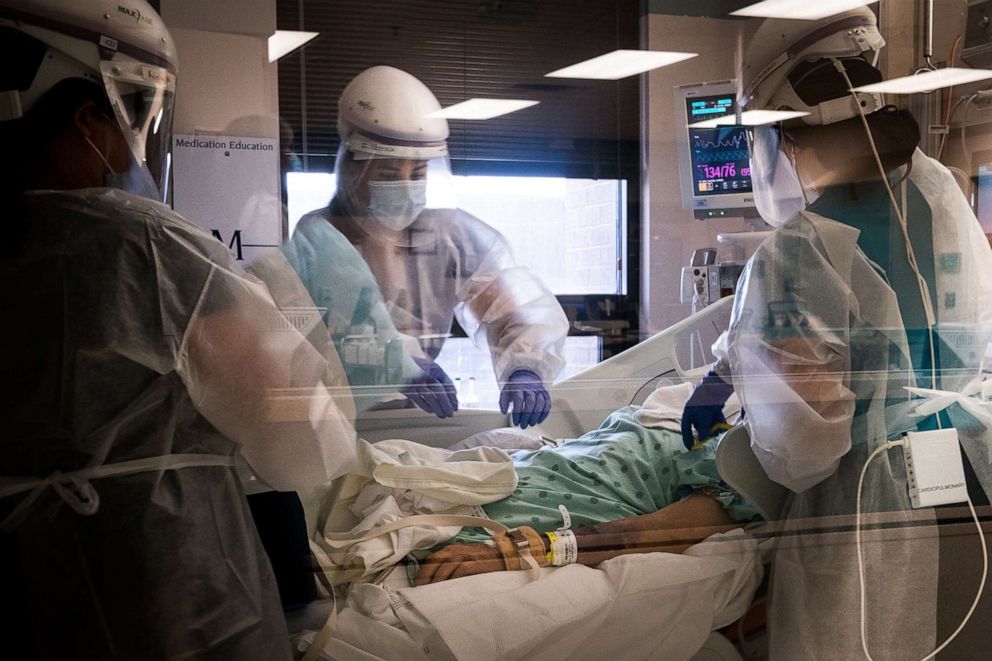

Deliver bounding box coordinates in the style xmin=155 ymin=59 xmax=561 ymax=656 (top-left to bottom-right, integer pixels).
xmin=454 ymin=407 xmax=759 ymax=544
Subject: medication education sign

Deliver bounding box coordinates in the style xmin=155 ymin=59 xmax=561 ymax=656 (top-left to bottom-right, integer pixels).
xmin=172 ymin=134 xmax=282 ymax=262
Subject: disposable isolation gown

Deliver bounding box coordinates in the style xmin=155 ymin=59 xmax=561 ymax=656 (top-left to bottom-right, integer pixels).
xmin=298 ymin=199 xmax=569 ymax=384
xmin=727 ymin=151 xmax=992 ymax=659
xmin=0 ymin=190 xmax=359 ymax=660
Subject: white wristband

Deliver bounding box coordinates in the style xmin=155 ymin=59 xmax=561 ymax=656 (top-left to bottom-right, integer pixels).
xmin=546 ymin=529 xmax=578 ymax=566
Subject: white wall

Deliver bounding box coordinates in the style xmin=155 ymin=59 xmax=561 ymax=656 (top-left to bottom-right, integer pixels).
xmin=160 ymin=0 xmax=284 ymax=248
xmin=642 ymin=13 xmax=758 ymax=335
xmin=162 ymin=0 xmax=275 ymax=38
xmin=162 ymin=0 xmax=280 ymax=139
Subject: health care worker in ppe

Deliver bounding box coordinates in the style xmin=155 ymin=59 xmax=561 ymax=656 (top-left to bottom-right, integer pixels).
xmin=684 ymin=8 xmax=992 ymax=659
xmin=0 ymin=1 xmax=359 ymax=658
xmin=294 ymin=66 xmax=569 ymax=428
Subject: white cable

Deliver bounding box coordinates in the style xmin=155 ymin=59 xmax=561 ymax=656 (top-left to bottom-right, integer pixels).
xmin=838 ymin=60 xmax=986 ymax=660
xmin=690 ymin=297 xmax=700 ymax=369
xmin=837 ymin=61 xmax=938 ymax=392
xmin=857 ymin=440 xmax=905 ymax=661
xmin=856 ymin=440 xmax=989 ymax=661
xmin=960 ymin=95 xmax=975 ymax=164
xmin=922 ymin=495 xmax=987 ymax=660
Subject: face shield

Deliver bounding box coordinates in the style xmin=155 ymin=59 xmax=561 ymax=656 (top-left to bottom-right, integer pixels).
xmin=100 ymin=56 xmax=176 ymax=202
xmin=748 ymin=123 xmax=813 ymax=227
xmin=334 ymin=135 xmax=455 ymax=239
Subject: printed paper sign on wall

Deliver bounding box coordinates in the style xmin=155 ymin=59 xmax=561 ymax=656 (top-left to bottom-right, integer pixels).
xmin=172 ymin=134 xmax=282 ymax=262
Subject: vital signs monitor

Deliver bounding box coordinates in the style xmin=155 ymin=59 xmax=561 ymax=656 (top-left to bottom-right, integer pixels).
xmin=675 ymin=80 xmax=756 ymax=220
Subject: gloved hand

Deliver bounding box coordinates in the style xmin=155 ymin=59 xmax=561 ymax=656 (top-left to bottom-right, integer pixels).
xmin=680 ymin=370 xmax=734 ymax=450
xmin=499 ymin=369 xmax=551 ymax=429
xmin=403 ymin=357 xmax=459 ymax=418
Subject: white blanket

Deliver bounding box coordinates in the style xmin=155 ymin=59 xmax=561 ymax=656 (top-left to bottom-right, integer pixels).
xmin=299 ymin=530 xmax=762 ymax=661
xmin=310 ymin=438 xmax=518 ymax=584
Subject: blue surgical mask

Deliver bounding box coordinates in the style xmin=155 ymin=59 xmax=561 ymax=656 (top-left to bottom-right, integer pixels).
xmin=106 ymin=160 xmax=162 ymax=201
xmin=83 ymin=134 xmax=162 ymax=202
xmin=367 ymin=180 xmax=427 ymax=231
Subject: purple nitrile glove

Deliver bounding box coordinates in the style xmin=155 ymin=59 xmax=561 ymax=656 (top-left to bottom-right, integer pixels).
xmin=499 ymin=369 xmax=551 ymax=429
xmin=403 ymin=357 xmax=459 ymax=418
xmin=680 ymin=369 xmax=734 ymax=449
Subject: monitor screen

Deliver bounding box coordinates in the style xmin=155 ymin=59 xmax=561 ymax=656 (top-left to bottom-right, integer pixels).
xmin=685 ymin=94 xmax=753 ymax=197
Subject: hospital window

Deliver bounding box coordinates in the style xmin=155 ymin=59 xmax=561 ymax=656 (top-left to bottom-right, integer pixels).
xmin=286 ymin=171 xmax=625 ymax=405
xmin=286 ymin=172 xmax=626 ymax=296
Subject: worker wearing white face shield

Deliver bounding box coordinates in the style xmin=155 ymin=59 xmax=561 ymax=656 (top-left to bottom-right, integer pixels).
xmin=295 ymin=66 xmax=569 ymax=428
xmin=0 ymin=1 xmax=359 ymax=657
xmin=681 ymin=7 xmax=992 ymax=659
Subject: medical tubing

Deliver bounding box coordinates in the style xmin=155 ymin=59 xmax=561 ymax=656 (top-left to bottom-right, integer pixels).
xmin=960 ymin=94 xmax=975 ymax=164
xmin=936 ymin=94 xmax=973 ymax=161
xmin=856 ymin=441 xmax=988 ymax=661
xmin=838 ymin=60 xmax=939 ymax=392
xmin=318 ymin=513 xmax=514 ymax=547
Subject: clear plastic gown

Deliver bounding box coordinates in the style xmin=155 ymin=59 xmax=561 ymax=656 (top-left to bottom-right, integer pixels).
xmin=727 ymin=151 xmax=992 ymax=658
xmin=0 ymin=189 xmax=359 ymax=659
xmin=299 ymin=200 xmax=569 ymax=384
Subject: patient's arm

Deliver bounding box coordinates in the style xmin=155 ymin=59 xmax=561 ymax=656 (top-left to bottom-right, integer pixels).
xmin=569 ymin=492 xmax=735 ymax=565
xmin=415 ymin=493 xmax=735 ymax=585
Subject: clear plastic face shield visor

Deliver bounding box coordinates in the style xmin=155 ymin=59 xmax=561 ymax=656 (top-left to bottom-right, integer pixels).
xmin=100 ymin=56 xmax=176 ymax=203
xmin=334 ymin=132 xmax=455 ymax=237
xmin=744 ymin=55 xmax=886 ymax=227
xmin=747 ymin=123 xmax=811 ymax=227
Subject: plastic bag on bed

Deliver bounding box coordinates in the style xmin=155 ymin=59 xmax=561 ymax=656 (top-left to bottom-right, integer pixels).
xmin=448 ymin=427 xmax=548 ymax=452
xmin=309 ymin=438 xmax=519 ymax=585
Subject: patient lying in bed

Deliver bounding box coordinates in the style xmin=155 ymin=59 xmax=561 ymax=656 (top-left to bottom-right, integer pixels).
xmin=294 ymin=386 xmax=762 ymax=661
xmin=415 ymin=395 xmax=757 ymax=584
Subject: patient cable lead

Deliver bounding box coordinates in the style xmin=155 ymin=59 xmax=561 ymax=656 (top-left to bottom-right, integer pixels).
xmin=856 ymin=438 xmax=988 ymax=661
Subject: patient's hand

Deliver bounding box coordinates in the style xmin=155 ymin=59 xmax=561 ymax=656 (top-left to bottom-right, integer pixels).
xmin=415 ymin=542 xmax=504 ymax=585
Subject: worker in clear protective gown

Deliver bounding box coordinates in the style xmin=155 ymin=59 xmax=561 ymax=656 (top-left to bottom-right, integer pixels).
xmin=0 ymin=1 xmax=358 ymax=658
xmin=681 ymin=7 xmax=992 ymax=659
xmin=293 ymin=66 xmax=569 ymax=429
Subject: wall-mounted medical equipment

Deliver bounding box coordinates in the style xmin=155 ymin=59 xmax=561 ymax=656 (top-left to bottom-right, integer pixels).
xmin=680 ymin=248 xmax=743 ymax=308
xmin=675 ymin=80 xmax=757 ymax=220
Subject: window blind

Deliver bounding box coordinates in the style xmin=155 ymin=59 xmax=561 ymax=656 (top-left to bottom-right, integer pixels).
xmin=277 ymin=0 xmax=641 ymax=178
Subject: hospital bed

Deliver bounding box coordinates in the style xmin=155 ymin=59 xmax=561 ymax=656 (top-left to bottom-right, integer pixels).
xmin=283 ymin=297 xmax=768 ymax=661
xmin=340 ymin=293 xmax=992 ymax=660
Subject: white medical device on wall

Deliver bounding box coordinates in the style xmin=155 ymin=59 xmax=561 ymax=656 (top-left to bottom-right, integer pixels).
xmin=680 ymin=248 xmax=744 ymax=309
xmin=675 ymin=80 xmax=757 ymax=220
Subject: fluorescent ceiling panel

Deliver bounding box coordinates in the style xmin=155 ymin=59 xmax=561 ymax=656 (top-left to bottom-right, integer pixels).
xmin=545 ymin=49 xmax=697 ymax=80
xmin=428 ymin=99 xmax=539 ymax=120
xmin=268 ymin=30 xmax=319 ymax=63
xmin=731 ymin=0 xmax=878 ymax=20
xmin=851 ymin=67 xmax=992 ymax=94
xmin=689 ymin=109 xmax=809 ymax=128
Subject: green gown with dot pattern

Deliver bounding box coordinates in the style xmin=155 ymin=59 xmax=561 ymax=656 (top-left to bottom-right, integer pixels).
xmin=454 ymin=406 xmax=758 ymax=543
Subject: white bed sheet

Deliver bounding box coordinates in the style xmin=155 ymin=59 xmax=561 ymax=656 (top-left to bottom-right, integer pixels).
xmin=295 ymin=529 xmax=762 ymax=661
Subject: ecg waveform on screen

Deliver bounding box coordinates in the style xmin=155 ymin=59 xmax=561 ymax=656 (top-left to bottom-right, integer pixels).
xmin=693 ymin=149 xmax=750 ymax=164
xmin=691 ymin=131 xmax=748 ymax=151
xmin=691 ymin=131 xmax=750 ymax=164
